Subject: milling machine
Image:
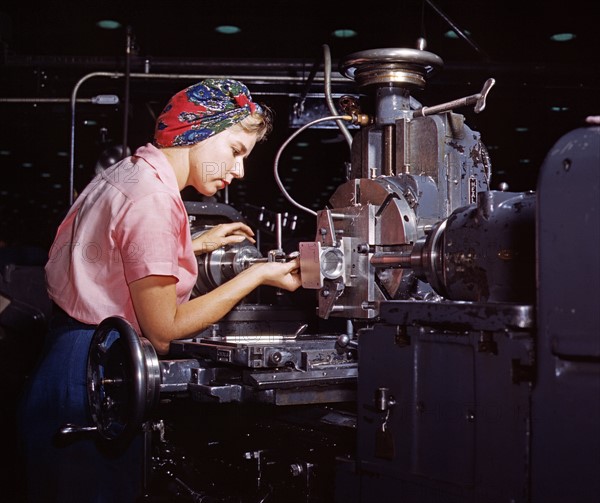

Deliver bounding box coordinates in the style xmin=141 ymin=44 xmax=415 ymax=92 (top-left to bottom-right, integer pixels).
xmin=59 ymin=46 xmax=599 ymax=503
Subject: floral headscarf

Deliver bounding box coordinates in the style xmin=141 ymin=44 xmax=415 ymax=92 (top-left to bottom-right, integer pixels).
xmin=153 ymin=79 xmax=262 ymax=148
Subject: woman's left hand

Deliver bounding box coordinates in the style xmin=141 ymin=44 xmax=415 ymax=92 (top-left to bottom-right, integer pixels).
xmin=193 ymin=222 xmax=256 ymax=254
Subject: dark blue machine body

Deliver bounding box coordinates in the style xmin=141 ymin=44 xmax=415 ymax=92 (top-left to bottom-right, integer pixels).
xmin=532 ymin=126 xmax=600 ymax=503
xmin=336 ymin=126 xmax=600 ymax=503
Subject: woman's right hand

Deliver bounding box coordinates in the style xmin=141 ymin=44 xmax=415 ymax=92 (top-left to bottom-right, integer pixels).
xmin=252 ymin=258 xmax=302 ymax=291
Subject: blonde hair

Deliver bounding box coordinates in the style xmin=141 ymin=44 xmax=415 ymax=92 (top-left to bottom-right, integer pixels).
xmin=236 ymin=104 xmax=274 ymax=143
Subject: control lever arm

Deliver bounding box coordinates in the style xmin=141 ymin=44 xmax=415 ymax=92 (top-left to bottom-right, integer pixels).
xmin=413 ymin=78 xmax=495 ymax=117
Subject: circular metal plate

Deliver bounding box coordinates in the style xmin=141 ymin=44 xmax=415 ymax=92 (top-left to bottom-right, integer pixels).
xmin=341 ymin=48 xmax=444 ymax=88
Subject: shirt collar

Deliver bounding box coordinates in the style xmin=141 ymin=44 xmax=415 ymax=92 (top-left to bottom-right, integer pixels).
xmin=133 ymin=143 xmax=180 ymax=194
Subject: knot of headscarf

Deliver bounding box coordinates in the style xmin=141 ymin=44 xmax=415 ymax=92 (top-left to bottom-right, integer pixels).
xmin=153 ymin=78 xmax=262 ymax=148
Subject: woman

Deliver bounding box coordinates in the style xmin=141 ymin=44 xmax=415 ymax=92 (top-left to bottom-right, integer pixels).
xmin=18 ymin=79 xmax=301 ymax=502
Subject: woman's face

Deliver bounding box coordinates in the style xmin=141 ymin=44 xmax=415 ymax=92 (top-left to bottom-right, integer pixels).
xmin=187 ymin=126 xmax=258 ymax=196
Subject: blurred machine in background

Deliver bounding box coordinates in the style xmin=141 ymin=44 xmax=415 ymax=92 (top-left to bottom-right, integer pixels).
xmin=2 ymin=44 xmax=598 ymax=503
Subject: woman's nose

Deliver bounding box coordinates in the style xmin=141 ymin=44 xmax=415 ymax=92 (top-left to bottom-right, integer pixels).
xmin=230 ymin=160 xmax=245 ymax=179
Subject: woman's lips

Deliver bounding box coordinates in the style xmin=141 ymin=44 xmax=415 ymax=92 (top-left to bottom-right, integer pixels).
xmin=220 ymin=179 xmax=230 ymax=189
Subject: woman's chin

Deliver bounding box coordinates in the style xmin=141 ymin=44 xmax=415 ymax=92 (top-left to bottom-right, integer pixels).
xmin=193 ymin=184 xmax=218 ymax=197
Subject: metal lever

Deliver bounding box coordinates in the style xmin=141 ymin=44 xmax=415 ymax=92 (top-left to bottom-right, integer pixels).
xmin=268 ymin=213 xmax=286 ymax=262
xmin=413 ymin=77 xmax=496 ymax=117
xmin=58 ymin=423 xmax=98 ymax=436
xmin=275 ymin=212 xmax=283 ymax=251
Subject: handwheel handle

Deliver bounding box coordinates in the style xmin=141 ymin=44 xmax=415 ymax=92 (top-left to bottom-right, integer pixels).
xmin=58 ymin=423 xmax=98 ymax=435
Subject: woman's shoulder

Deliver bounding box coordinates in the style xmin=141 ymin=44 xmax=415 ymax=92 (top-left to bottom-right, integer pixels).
xmin=106 ymin=151 xmax=174 ymax=199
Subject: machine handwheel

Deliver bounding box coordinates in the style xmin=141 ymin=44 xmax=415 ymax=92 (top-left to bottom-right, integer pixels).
xmin=87 ymin=316 xmax=160 ymax=443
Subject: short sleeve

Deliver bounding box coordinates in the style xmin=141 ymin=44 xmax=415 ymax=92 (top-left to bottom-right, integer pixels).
xmin=116 ymin=190 xmax=186 ymax=284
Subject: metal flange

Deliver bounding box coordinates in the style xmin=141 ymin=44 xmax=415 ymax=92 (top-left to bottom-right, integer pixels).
xmin=341 ymin=48 xmax=443 ymax=89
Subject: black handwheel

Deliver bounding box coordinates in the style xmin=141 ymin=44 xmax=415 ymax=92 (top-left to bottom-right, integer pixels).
xmin=87 ymin=316 xmax=160 ymax=443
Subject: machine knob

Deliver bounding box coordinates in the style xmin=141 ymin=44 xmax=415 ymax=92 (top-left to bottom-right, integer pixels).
xmin=336 ymin=333 xmax=358 ymax=350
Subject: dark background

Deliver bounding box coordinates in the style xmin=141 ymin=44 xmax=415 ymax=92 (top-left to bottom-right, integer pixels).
xmin=0 ymin=0 xmax=598 ymax=252
xmin=0 ymin=1 xmax=598 ymax=500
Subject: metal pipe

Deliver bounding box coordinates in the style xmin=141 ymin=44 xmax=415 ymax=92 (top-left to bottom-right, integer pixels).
xmin=0 ymin=98 xmax=97 ymax=103
xmin=272 ymin=114 xmax=353 ymax=217
xmin=322 ymin=44 xmax=353 ymax=149
xmin=121 ymin=26 xmax=133 ymax=162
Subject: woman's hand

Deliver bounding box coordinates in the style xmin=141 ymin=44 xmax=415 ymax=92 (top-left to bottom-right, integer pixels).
xmin=252 ymin=258 xmax=302 ymax=291
xmin=129 ymin=256 xmax=301 ymax=354
xmin=192 ymin=222 xmax=255 ymax=254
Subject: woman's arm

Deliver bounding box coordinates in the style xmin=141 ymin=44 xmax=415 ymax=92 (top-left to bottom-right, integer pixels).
xmin=129 ymin=258 xmax=301 ymax=354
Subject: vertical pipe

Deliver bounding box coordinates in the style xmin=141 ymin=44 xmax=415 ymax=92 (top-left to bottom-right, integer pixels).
xmin=122 ymin=26 xmax=132 ymax=159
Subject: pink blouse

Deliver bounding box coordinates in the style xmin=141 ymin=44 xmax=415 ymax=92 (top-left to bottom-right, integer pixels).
xmin=45 ymin=143 xmax=198 ymax=334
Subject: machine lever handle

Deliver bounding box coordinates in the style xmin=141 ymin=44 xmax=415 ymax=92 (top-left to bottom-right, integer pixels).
xmin=474 ymin=78 xmax=495 ymax=113
xmin=413 ymin=78 xmax=496 ymax=117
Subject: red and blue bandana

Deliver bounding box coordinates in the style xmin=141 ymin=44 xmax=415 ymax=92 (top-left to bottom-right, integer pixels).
xmin=153 ymin=79 xmax=262 ymax=148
